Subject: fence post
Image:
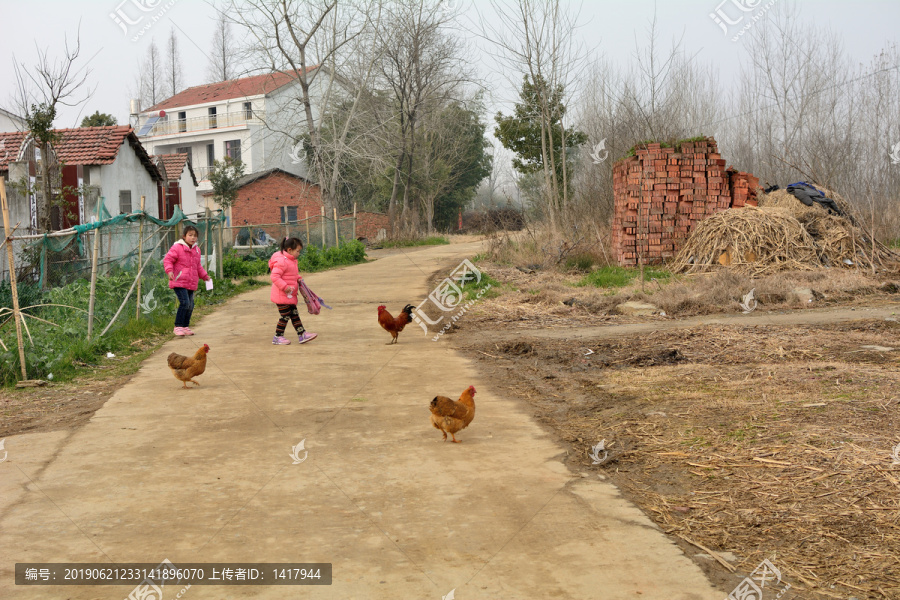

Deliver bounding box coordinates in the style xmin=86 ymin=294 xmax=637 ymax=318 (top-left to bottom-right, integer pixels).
xmin=87 ymin=196 xmax=104 ymax=340
xmin=333 ymin=208 xmax=340 ymax=249
xmin=204 ymin=207 xmax=211 ymax=273
xmin=352 ymin=202 xmax=357 ymax=241
xmin=216 ymin=213 xmax=224 ymax=279
xmin=136 ymin=195 xmax=145 ymax=320
xmin=0 ymin=177 xmax=27 ymax=380
xmin=305 ymin=211 xmax=310 ymax=247
xmin=320 ymin=206 xmax=325 ymax=250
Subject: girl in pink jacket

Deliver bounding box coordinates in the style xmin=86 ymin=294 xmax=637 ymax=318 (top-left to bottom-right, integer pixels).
xmin=163 ymin=225 xmax=210 ymax=337
xmin=269 ymin=237 xmax=317 ymax=345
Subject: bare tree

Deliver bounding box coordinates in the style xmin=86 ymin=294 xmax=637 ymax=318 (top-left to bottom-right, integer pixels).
xmin=207 ymin=10 xmax=239 ymax=83
xmin=229 ymin=0 xmax=382 ymax=239
xmin=12 ymin=28 xmax=94 ymax=232
xmin=482 ymin=0 xmax=587 ymax=233
xmin=139 ymin=39 xmax=163 ymax=108
xmin=165 ymin=27 xmax=184 ymax=98
xmin=379 ymin=0 xmax=469 ymax=234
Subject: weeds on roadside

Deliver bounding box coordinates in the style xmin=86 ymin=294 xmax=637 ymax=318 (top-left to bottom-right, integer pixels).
xmin=379 ymin=236 xmax=450 ymax=248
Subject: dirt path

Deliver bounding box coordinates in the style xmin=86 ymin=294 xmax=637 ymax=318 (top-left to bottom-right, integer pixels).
xmin=0 ymin=240 xmax=722 ymax=600
xmin=468 ymin=302 xmax=900 ymax=343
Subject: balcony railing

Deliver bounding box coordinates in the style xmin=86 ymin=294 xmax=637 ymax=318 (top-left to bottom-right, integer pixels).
xmin=141 ymin=111 xmax=265 ymax=137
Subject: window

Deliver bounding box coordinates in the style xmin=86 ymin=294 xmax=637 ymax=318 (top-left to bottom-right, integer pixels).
xmin=243 ymin=102 xmax=252 ymax=119
xmin=225 ymin=140 xmax=241 ymax=162
xmin=178 ymin=111 xmax=186 ymax=132
xmin=208 ymin=107 xmax=217 ymax=129
xmin=206 ymin=143 xmax=215 ymax=166
xmin=175 ymin=146 xmax=191 ymax=162
xmin=281 ymin=206 xmax=298 ymax=223
xmin=119 ymin=190 xmax=132 ymax=214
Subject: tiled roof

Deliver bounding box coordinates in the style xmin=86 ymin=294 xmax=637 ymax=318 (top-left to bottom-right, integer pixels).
xmin=0 ymin=130 xmax=29 ymax=171
xmin=53 ymin=125 xmax=133 ymax=165
xmin=234 ymin=167 xmax=316 ymax=189
xmin=54 ymin=126 xmax=161 ymax=181
xmin=153 ymin=153 xmax=198 ymax=186
xmin=145 ymin=70 xmax=313 ymax=112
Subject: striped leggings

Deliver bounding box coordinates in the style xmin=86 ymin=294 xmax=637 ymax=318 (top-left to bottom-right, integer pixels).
xmin=275 ymin=304 xmax=305 ymax=336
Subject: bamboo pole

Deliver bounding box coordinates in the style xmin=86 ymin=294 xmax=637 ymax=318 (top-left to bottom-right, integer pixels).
xmin=0 ymin=177 xmax=27 ymax=379
xmin=320 ymin=206 xmax=326 ymax=250
xmin=136 ymin=195 xmax=145 ymax=319
xmin=86 ymin=197 xmax=104 ymax=340
xmin=333 ymin=207 xmax=340 ymax=249
xmin=204 ymin=207 xmax=211 ymax=273
xmin=216 ymin=213 xmax=223 ymax=279
xmin=305 ymin=211 xmax=310 ymax=247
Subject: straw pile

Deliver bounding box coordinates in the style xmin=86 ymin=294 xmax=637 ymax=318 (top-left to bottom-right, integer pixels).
xmin=672 ymin=188 xmax=897 ymax=275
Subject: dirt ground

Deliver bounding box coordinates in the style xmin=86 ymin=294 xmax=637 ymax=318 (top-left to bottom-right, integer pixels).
xmin=440 ymin=262 xmax=900 ymax=600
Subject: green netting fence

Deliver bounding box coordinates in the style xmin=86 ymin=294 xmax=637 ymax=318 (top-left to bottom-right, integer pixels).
xmin=0 ymin=203 xmax=226 ymax=382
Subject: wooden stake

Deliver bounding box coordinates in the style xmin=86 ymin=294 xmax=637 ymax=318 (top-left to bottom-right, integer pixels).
xmin=136 ymin=195 xmax=145 ymax=319
xmin=320 ymin=206 xmax=325 ymax=250
xmin=333 ymin=207 xmax=340 ymax=248
xmin=0 ymin=177 xmax=27 ymax=379
xmin=305 ymin=211 xmax=310 ymax=247
xmin=352 ymin=202 xmax=357 ymax=241
xmin=216 ymin=212 xmax=223 ymax=279
xmin=87 ymin=196 xmax=103 ymax=340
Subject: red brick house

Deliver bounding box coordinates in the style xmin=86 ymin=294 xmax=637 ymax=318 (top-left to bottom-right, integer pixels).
xmin=228 ymin=167 xmax=322 ymax=224
xmin=225 ymin=167 xmax=388 ymax=244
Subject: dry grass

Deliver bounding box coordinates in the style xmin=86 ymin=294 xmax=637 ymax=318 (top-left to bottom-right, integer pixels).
xmin=455 ymin=260 xmax=893 ymax=330
xmin=672 ymin=190 xmax=898 ymax=276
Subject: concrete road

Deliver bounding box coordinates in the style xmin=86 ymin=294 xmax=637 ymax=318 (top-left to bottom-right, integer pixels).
xmin=0 ymin=240 xmax=722 ymax=600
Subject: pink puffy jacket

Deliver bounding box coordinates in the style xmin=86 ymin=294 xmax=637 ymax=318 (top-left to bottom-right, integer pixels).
xmin=163 ymin=240 xmax=209 ymax=290
xmin=269 ymin=250 xmax=302 ymax=305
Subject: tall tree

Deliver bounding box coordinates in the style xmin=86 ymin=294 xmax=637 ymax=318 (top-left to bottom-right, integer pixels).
xmin=80 ymin=111 xmax=117 ymax=127
xmin=207 ymin=11 xmax=238 ymax=82
xmin=139 ymin=39 xmax=163 ymax=107
xmin=494 ymin=75 xmax=586 ymax=207
xmin=12 ymin=28 xmax=94 ymax=232
xmin=165 ymin=28 xmax=184 ymax=98
xmin=230 ymin=0 xmax=382 ymax=243
xmin=483 ymin=0 xmax=587 ymax=232
xmin=378 ymin=0 xmax=466 ymax=234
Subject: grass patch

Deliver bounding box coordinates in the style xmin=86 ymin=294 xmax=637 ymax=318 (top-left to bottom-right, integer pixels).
xmin=380 ymin=236 xmax=450 ymax=248
xmin=576 ymin=266 xmax=671 ymax=288
xmin=0 ymin=243 xmax=366 ymax=388
xmin=461 ymin=272 xmax=502 ymax=302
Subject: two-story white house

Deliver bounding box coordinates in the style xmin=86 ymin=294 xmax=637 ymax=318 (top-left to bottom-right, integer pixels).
xmin=135 ymin=70 xmax=321 ymax=200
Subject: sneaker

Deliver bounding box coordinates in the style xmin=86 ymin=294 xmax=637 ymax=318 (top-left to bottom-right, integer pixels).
xmin=297 ymin=332 xmax=318 ymax=344
xmin=272 ymin=335 xmax=291 ymax=345
xmin=173 ymin=327 xmax=186 ymax=336
xmin=182 ymin=327 xmax=195 ymax=336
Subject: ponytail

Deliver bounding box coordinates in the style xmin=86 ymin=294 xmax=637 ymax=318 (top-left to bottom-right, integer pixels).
xmin=281 ymin=236 xmax=303 ymax=253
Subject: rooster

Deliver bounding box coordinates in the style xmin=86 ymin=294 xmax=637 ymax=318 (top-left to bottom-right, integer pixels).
xmin=167 ymin=344 xmax=209 ymax=389
xmin=377 ymin=304 xmax=414 ymax=344
xmin=430 ymin=385 xmax=476 ymax=443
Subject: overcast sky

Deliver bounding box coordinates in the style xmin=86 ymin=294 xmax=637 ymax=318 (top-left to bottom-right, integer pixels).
xmin=1 ymin=0 xmax=898 ymax=130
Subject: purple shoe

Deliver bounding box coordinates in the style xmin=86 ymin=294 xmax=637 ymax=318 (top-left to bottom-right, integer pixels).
xmin=297 ymin=332 xmax=318 ymax=344
xmin=272 ymin=335 xmax=291 ymax=345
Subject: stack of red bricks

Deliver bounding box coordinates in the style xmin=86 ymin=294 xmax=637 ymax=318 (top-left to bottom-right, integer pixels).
xmin=611 ymin=137 xmax=759 ymax=266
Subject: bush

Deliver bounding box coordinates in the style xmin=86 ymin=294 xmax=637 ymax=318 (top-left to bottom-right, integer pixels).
xmin=379 ymin=237 xmax=450 ymax=248
xmin=463 ymin=208 xmax=525 ymax=233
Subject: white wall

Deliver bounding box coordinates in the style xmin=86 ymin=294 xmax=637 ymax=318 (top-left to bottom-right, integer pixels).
xmin=178 ymin=166 xmax=200 ymax=216
xmin=95 ymin=140 xmax=160 ymax=218
xmin=0 ymin=111 xmax=26 ymax=132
